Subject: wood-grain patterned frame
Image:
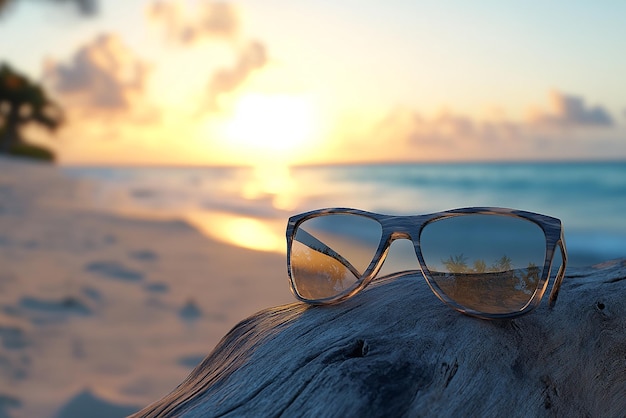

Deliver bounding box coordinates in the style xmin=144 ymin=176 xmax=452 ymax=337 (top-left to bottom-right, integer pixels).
xmin=286 ymin=207 xmax=568 ymax=320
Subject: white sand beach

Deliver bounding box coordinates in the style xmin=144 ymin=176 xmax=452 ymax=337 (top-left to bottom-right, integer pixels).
xmin=0 ymin=157 xmax=293 ymax=418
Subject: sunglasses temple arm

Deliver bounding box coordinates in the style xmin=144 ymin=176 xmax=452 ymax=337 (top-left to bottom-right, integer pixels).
xmin=294 ymin=229 xmax=361 ymax=279
xmin=548 ymin=234 xmax=568 ymax=308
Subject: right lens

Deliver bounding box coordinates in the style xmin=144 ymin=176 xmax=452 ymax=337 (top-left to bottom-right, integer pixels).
xmin=290 ymin=214 xmax=382 ymax=300
xmin=420 ymin=214 xmax=546 ymax=314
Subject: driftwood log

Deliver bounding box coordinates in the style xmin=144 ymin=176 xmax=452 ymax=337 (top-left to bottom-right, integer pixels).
xmin=131 ymin=260 xmax=626 ymax=417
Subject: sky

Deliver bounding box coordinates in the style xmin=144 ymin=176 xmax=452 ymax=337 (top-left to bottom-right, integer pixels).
xmin=1 ymin=0 xmax=625 ymax=166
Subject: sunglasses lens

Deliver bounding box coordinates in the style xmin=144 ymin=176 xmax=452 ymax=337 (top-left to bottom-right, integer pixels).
xmin=290 ymin=214 xmax=382 ymax=300
xmin=420 ymin=214 xmax=546 ymax=314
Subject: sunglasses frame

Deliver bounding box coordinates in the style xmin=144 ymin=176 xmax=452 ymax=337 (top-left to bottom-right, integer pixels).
xmin=286 ymin=207 xmax=568 ymax=319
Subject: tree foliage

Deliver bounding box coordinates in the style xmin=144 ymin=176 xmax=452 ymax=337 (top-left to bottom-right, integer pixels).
xmin=0 ymin=63 xmax=63 ymax=157
xmin=0 ymin=0 xmax=97 ymax=161
xmin=0 ymin=0 xmax=97 ymax=18
xmin=441 ymin=253 xmax=516 ymax=274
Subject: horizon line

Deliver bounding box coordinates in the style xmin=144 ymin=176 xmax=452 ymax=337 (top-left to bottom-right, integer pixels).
xmin=55 ymin=157 xmax=626 ymax=169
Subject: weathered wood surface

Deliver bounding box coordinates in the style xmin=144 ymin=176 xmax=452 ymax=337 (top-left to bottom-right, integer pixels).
xmin=131 ymin=260 xmax=626 ymax=418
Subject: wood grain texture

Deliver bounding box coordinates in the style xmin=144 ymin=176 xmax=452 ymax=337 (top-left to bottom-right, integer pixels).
xmin=131 ymin=259 xmax=626 ymax=418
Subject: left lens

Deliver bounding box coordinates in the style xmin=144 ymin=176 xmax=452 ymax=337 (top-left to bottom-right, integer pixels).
xmin=420 ymin=214 xmax=546 ymax=314
xmin=290 ymin=214 xmax=382 ymax=300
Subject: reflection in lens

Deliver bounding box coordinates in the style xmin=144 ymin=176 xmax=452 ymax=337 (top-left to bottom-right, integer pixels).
xmin=420 ymin=214 xmax=546 ymax=314
xmin=291 ymin=214 xmax=382 ymax=300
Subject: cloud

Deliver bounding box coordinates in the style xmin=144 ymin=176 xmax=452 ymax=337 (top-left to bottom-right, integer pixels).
xmin=206 ymin=40 xmax=268 ymax=110
xmin=147 ymin=1 xmax=269 ymax=111
xmin=148 ymin=0 xmax=238 ymax=44
xmin=528 ymin=90 xmax=614 ymax=127
xmin=43 ymin=33 xmax=154 ymax=120
xmin=376 ymin=108 xmax=483 ymax=150
xmin=409 ymin=112 xmax=476 ymax=145
xmin=373 ymin=91 xmax=621 ymax=161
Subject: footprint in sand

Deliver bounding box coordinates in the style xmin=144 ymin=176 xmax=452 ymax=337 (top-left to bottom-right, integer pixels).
xmin=85 ymin=261 xmax=144 ymax=281
xmin=177 ymin=301 xmax=226 ymax=323
xmin=53 ymin=389 xmax=140 ymax=418
xmin=0 ymin=325 xmax=29 ymax=350
xmin=129 ymin=249 xmax=159 ymax=262
xmin=179 ymin=300 xmax=202 ymax=321
xmin=0 ymin=394 xmax=21 ymax=418
xmin=16 ymin=296 xmax=92 ymax=325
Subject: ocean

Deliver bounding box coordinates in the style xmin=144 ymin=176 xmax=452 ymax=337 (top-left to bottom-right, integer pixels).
xmin=62 ymin=161 xmax=626 ymax=268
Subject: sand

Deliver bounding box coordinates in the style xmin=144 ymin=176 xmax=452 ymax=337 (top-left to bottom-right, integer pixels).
xmin=0 ymin=156 xmax=293 ymax=418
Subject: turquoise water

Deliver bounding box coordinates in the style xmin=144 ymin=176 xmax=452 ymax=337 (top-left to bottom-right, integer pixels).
xmin=63 ymin=161 xmax=626 ymax=267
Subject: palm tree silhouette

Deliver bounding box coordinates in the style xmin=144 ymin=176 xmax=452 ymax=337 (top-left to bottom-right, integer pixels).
xmin=0 ymin=0 xmax=98 ymax=18
xmin=0 ymin=63 xmax=63 ymax=157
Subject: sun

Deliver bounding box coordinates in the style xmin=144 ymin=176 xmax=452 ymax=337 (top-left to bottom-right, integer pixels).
xmin=220 ymin=93 xmax=317 ymax=159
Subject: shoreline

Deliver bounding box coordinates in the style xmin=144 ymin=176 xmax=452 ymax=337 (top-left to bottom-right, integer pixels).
xmin=59 ymin=162 xmax=626 ymax=268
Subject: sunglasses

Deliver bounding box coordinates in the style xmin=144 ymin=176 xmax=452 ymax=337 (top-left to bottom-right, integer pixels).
xmin=286 ymin=207 xmax=567 ymax=319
